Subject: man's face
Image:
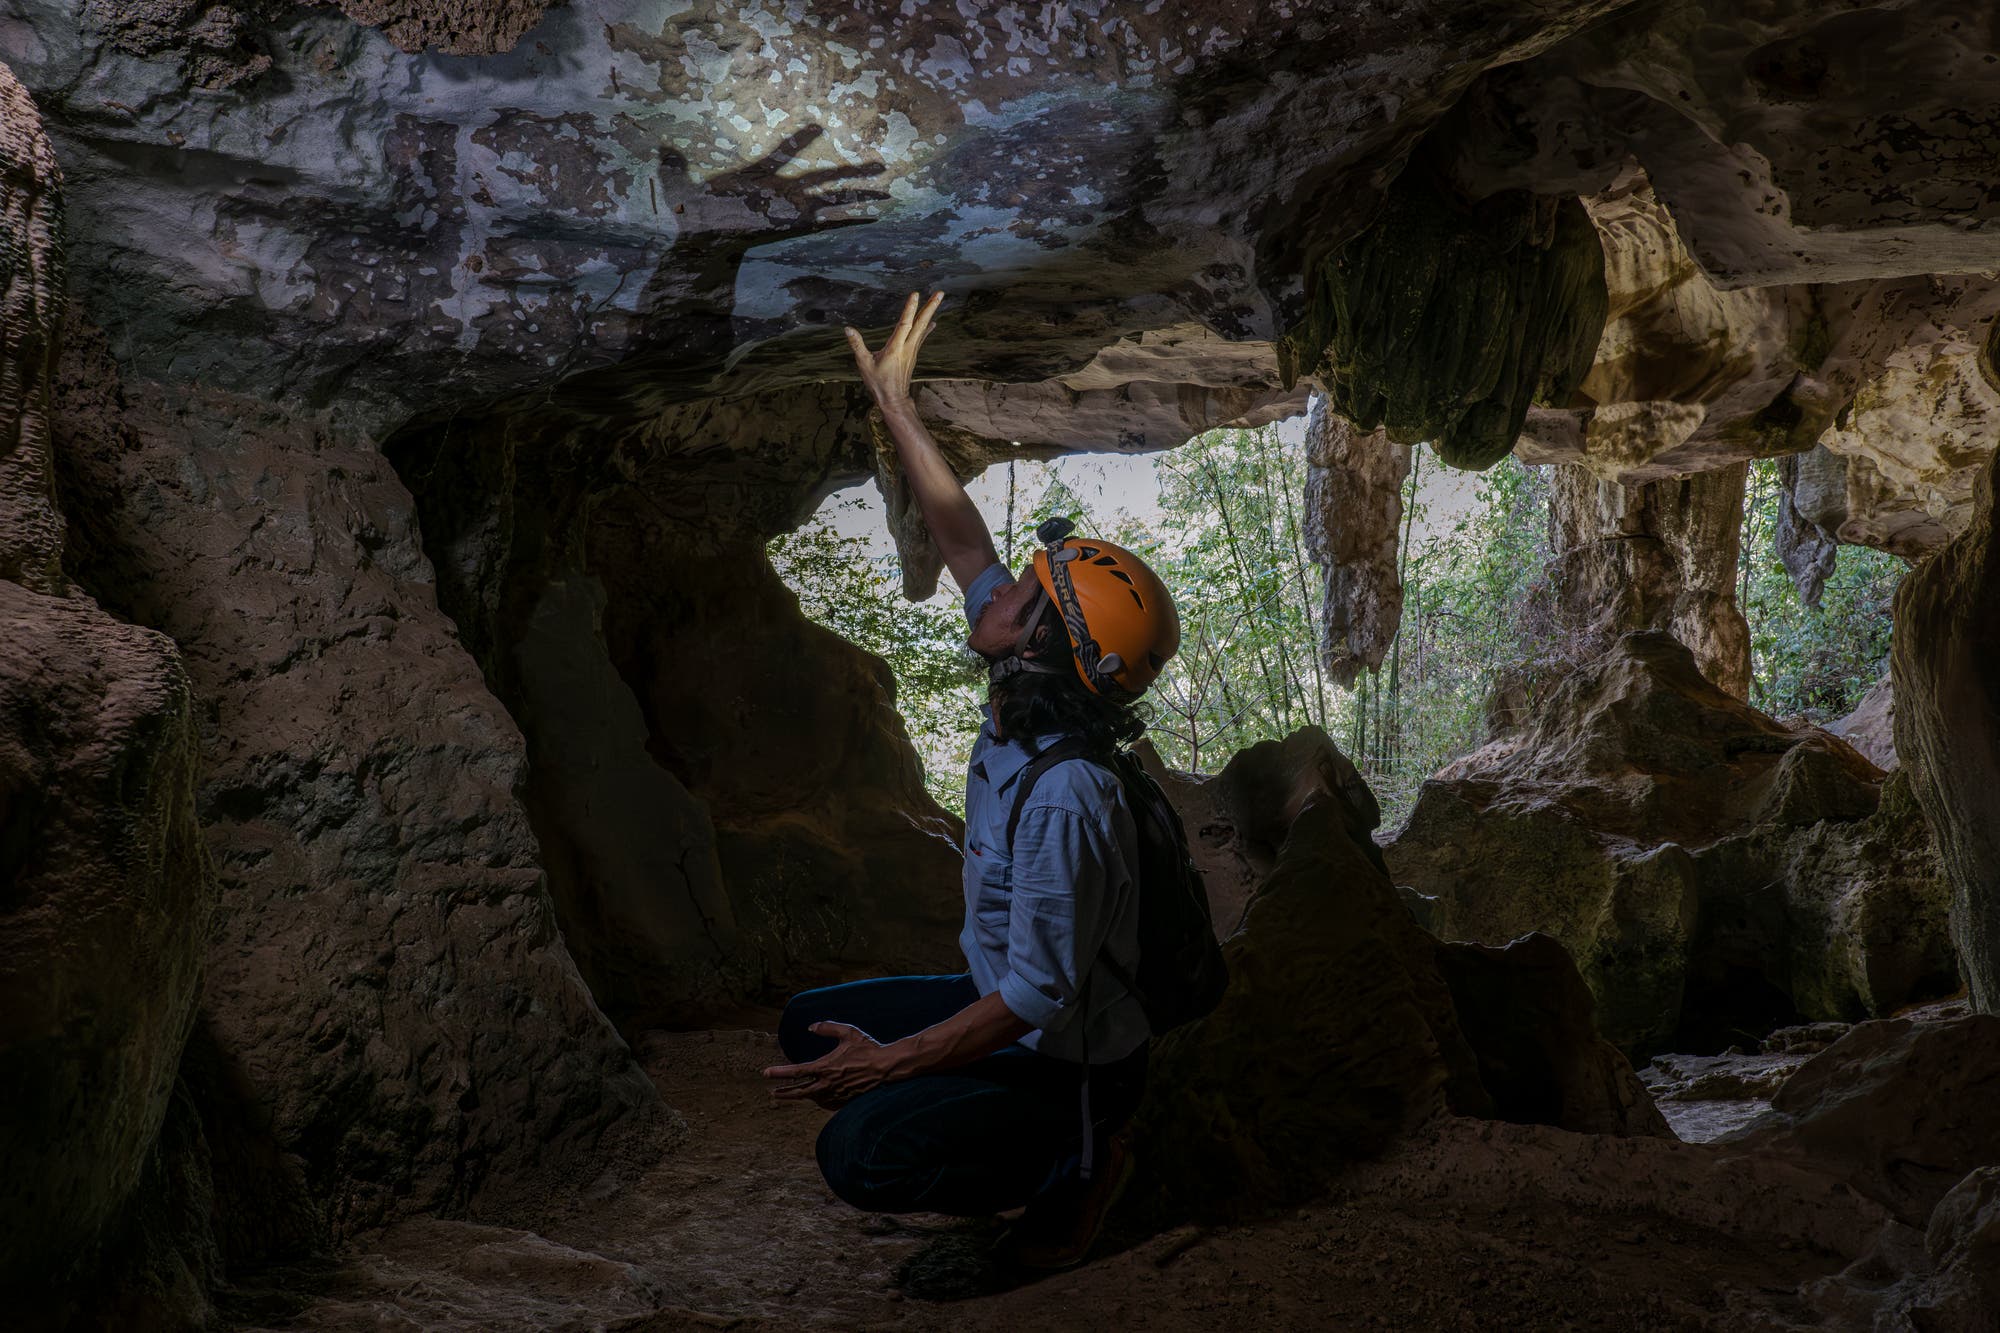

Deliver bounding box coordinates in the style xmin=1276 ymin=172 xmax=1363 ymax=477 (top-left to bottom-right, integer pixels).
xmin=967 ymin=563 xmax=1046 ymax=659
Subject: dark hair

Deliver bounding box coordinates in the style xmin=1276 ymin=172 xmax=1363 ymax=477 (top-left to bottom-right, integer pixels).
xmin=991 ymin=604 xmax=1146 ymax=752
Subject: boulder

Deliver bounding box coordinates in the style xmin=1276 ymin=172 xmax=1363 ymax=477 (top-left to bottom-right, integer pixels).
xmin=1130 ymin=796 xmax=1489 ymax=1220
xmin=0 ymin=584 xmax=212 ymax=1294
xmin=1743 ymin=1014 xmax=2000 ymax=1229
xmin=1138 ymin=724 xmax=1385 ymax=939
xmin=1385 ymin=631 xmax=1957 ymax=1054
xmin=1434 ymin=933 xmax=1671 ymax=1139
xmin=1911 ymin=1167 xmax=2000 ymax=1330
xmin=1826 ymin=674 xmax=1897 ymax=772
xmin=1131 ymin=727 xmax=1665 ymax=1223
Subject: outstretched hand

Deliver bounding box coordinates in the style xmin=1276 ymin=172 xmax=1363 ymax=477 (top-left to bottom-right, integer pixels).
xmin=763 ymin=1021 xmax=899 ymax=1108
xmin=844 ymin=291 xmax=943 ymax=409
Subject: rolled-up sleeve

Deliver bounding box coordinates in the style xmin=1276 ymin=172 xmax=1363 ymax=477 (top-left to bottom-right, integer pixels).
xmin=962 ymin=562 xmax=1013 ymax=629
xmin=995 ymin=802 xmax=1114 ymax=1034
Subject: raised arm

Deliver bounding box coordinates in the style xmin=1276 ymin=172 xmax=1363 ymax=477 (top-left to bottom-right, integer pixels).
xmin=845 ymin=292 xmax=1001 ymax=586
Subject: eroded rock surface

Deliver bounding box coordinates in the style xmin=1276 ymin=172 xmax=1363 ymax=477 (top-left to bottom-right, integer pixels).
xmin=1133 ymin=727 xmax=1664 ymax=1224
xmin=1 ymin=0 xmax=1633 ymax=441
xmin=1302 ymin=397 xmax=1411 ymax=687
xmin=387 ymin=389 xmax=966 ymax=1026
xmin=1894 ymin=444 xmax=2000 ymax=1011
xmin=1140 ymin=723 xmax=1385 ymax=939
xmin=1826 ymin=674 xmax=1896 ymax=772
xmin=1385 ymin=632 xmax=1956 ymax=1054
xmin=1547 ymin=459 xmax=1752 ymax=698
xmin=1514 ymin=174 xmax=2000 ymax=557
xmin=0 ymin=58 xmax=64 ymax=592
xmin=0 ymin=583 xmax=211 ymax=1295
xmin=51 ymin=328 xmax=666 ymax=1241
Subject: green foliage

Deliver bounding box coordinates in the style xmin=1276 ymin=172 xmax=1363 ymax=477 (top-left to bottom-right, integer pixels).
xmin=770 ymin=440 xmax=1901 ymax=833
xmin=1368 ymin=454 xmax=1560 ymax=823
xmin=1130 ymin=425 xmax=1333 ymax=773
xmin=1737 ymin=459 xmax=1901 ymax=720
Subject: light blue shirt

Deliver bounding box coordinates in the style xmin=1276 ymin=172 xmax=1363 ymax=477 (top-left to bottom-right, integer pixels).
xmin=962 ymin=564 xmax=1148 ymax=1063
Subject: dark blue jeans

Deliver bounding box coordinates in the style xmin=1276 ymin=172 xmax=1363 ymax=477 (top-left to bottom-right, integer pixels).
xmin=779 ymin=974 xmax=1148 ymax=1215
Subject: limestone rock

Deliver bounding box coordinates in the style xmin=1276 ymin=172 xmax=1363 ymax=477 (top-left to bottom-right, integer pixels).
xmin=0 ymin=583 xmax=212 ymax=1288
xmin=51 ymin=336 xmax=666 ymax=1240
xmin=1138 ymin=725 xmax=1384 ymax=938
xmin=0 ymin=58 xmax=65 ymax=594
xmin=1385 ymin=632 xmax=1956 ymax=1054
xmin=1893 ymin=444 xmax=2000 ymax=1013
xmin=1910 ymin=1166 xmax=2000 ymax=1330
xmin=1302 ymin=397 xmax=1411 ymax=687
xmin=387 ymin=388 xmax=967 ymax=1025
xmin=1434 ymin=933 xmax=1673 ymax=1139
xmin=1515 ymin=169 xmax=1817 ymax=483
xmin=332 ymin=1 xmax=554 ymax=55
xmin=1774 ymin=448 xmax=1842 ymax=607
xmin=1512 ymin=173 xmax=2000 ymax=556
xmin=1281 ymin=159 xmax=1608 ymax=471
xmin=1547 ymin=460 xmax=1752 ymax=698
xmin=1745 ymin=1015 xmax=2000 ymax=1228
xmin=3 ymin=0 xmax=1629 ymax=443
xmin=1131 ymin=727 xmax=1663 ymax=1222
xmin=1130 ymin=797 xmax=1488 ymax=1220
xmin=1825 ymin=674 xmax=1896 ymax=773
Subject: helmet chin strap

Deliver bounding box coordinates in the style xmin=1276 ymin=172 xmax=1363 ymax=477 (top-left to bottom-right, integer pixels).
xmin=986 ymin=584 xmax=1064 ymax=688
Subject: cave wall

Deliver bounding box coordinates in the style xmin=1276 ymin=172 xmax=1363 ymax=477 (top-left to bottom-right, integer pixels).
xmin=5 ymin=4 xmax=2000 ymax=1321
xmin=1894 ymin=447 xmax=2000 ymax=1012
xmin=385 ymin=388 xmax=965 ymax=1026
xmin=0 ymin=60 xmax=62 ymax=593
xmin=1 ymin=61 xmax=222 ymax=1324
xmin=48 ymin=325 xmax=668 ymax=1242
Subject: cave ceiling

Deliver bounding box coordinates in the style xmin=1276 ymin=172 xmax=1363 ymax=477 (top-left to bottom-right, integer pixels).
xmin=3 ymin=0 xmax=1998 ymax=549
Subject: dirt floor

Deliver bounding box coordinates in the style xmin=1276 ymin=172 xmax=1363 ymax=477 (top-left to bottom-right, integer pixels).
xmin=228 ymin=1027 xmax=1850 ymax=1332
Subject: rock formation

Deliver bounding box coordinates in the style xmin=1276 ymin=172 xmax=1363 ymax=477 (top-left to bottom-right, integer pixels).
xmin=0 ymin=583 xmax=214 ymax=1316
xmin=1386 ymin=632 xmax=1957 ymax=1055
xmin=383 ymin=390 xmax=967 ymax=1026
xmin=1133 ymin=726 xmax=1665 ymax=1223
xmin=1827 ymin=675 xmax=1897 ymax=772
xmin=0 ymin=58 xmax=63 ymax=593
xmin=1302 ymin=397 xmax=1411 ymax=687
xmin=7 ymin=0 xmax=2000 ymax=1324
xmin=1894 ymin=445 xmax=2000 ymax=1012
xmin=1547 ymin=460 xmax=1752 ymax=698
xmin=51 ymin=328 xmax=667 ymax=1246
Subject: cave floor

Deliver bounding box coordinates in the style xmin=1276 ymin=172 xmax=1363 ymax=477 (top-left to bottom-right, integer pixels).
xmin=230 ymin=1028 xmax=1843 ymax=1332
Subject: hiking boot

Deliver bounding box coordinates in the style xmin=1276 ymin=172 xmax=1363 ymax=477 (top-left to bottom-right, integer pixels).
xmin=1006 ymin=1131 xmax=1136 ymax=1272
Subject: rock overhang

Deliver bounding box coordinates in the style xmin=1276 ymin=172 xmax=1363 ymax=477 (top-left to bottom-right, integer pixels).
xmin=2 ymin=0 xmax=1998 ymax=554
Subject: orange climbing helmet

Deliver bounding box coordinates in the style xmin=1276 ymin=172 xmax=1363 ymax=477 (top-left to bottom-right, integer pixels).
xmin=990 ymin=517 xmax=1180 ymax=698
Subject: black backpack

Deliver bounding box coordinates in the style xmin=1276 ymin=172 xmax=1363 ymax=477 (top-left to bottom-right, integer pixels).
xmin=1005 ymin=737 xmax=1229 ymax=1036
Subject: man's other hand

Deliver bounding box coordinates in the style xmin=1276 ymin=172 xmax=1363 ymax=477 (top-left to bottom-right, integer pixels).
xmin=763 ymin=1021 xmax=900 ymax=1107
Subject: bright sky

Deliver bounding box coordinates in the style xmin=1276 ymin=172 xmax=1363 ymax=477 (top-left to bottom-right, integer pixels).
xmin=818 ymin=412 xmax=1489 ymax=606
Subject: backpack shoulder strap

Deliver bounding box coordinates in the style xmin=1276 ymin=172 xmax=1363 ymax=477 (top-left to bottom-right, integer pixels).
xmin=1004 ymin=736 xmax=1095 ymax=849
